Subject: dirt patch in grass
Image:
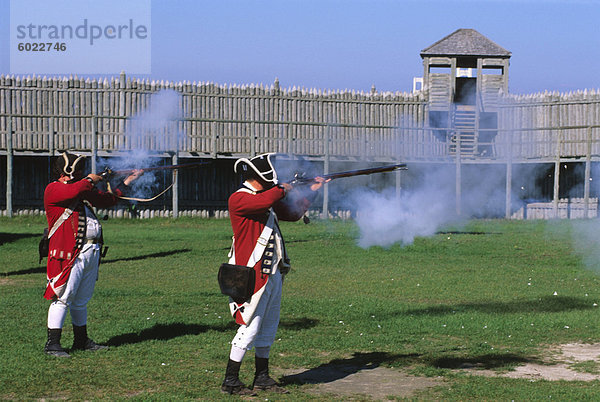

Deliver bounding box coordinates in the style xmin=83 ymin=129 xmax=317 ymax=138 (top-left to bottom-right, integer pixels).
xmin=282 ymin=353 xmax=444 ymax=400
xmin=283 ymin=365 xmax=444 ymax=399
xmin=284 ymin=366 xmax=443 ymax=399
xmin=458 ymin=343 xmax=600 ymax=381
xmin=279 ymin=343 xmax=600 ymax=399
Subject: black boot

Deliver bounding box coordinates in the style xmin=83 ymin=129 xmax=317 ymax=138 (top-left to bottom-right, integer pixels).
xmin=252 ymin=357 xmax=288 ymax=393
xmin=72 ymin=325 xmax=108 ymax=351
xmin=221 ymin=359 xmax=256 ymax=395
xmin=44 ymin=328 xmax=70 ymax=357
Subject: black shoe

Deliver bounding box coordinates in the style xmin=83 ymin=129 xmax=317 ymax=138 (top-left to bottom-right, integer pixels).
xmin=252 ymin=373 xmax=289 ymax=393
xmin=72 ymin=338 xmax=108 ymax=351
xmin=221 ymin=383 xmax=257 ymax=395
xmin=44 ymin=328 xmax=71 ymax=357
xmin=44 ymin=342 xmax=71 ymax=357
xmin=221 ymin=358 xmax=257 ymax=395
xmin=72 ymin=325 xmax=108 ymax=351
xmin=253 ymin=357 xmax=289 ymax=393
xmin=221 ymin=376 xmax=256 ymax=395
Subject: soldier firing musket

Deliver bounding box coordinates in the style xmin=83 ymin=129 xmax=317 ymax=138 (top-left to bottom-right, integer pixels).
xmin=42 ymin=152 xmax=145 ymax=357
xmin=218 ymin=153 xmax=328 ymax=395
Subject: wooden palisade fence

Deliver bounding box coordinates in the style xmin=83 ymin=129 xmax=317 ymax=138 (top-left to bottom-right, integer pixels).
xmin=1 ymin=73 xmax=600 ymax=219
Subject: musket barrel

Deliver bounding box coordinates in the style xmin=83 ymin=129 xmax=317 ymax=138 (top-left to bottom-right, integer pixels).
xmin=107 ymin=161 xmax=211 ymax=176
xmin=293 ymin=163 xmax=407 ymax=184
xmin=322 ymin=164 xmax=407 ymax=180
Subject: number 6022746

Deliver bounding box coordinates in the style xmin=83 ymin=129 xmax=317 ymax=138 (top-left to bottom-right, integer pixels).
xmin=17 ymin=42 xmax=67 ymax=51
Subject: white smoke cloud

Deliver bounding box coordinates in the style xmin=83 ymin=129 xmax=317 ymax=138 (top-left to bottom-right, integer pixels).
xmin=98 ymin=89 xmax=183 ymax=199
xmin=353 ymin=186 xmax=455 ymax=248
xmin=566 ymin=162 xmax=600 ymax=273
xmin=347 ymin=163 xmax=534 ymax=248
xmin=349 ymin=166 xmax=459 ymax=248
xmin=569 ymin=219 xmax=600 ymax=273
xmin=127 ymin=89 xmax=182 ymax=151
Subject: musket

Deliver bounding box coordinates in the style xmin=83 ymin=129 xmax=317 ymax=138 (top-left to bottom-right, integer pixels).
xmin=290 ymin=163 xmax=407 ymax=185
xmin=100 ymin=161 xmax=211 ymax=179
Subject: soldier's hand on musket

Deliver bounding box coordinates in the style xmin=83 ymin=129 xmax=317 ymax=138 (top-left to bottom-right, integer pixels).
xmin=123 ymin=169 xmax=144 ymax=186
xmin=280 ymin=182 xmax=293 ymax=192
xmin=310 ymin=176 xmax=330 ymax=191
xmin=85 ymin=173 xmax=103 ymax=184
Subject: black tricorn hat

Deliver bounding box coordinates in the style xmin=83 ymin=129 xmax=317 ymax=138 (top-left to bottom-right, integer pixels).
xmin=234 ymin=153 xmax=278 ymax=185
xmin=53 ymin=151 xmax=86 ymax=179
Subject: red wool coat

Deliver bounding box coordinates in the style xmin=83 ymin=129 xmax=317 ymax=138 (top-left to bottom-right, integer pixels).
xmin=227 ymin=184 xmax=310 ymax=325
xmin=43 ymin=179 xmax=123 ymax=300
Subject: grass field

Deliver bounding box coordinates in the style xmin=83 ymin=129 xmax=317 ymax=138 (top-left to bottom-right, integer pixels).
xmin=2 ymin=216 xmax=600 ymax=400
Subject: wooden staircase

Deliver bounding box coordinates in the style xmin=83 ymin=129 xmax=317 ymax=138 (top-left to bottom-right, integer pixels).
xmin=449 ymin=105 xmax=477 ymax=156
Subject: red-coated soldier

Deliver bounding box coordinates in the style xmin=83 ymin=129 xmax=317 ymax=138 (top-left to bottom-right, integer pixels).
xmin=221 ymin=153 xmax=328 ymax=395
xmin=43 ymin=152 xmax=143 ymax=357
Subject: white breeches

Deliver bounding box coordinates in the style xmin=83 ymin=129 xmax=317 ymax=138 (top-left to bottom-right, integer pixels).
xmin=231 ymin=270 xmax=282 ymax=351
xmin=47 ymin=244 xmax=101 ymax=328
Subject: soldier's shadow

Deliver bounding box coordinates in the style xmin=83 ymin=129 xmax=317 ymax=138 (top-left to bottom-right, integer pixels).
xmin=106 ymin=322 xmax=235 ymax=347
xmin=281 ymin=351 xmax=417 ymax=385
xmin=282 ymin=351 xmax=537 ymax=385
xmin=2 ymin=249 xmax=193 ymax=277
xmin=2 ymin=266 xmax=45 ymax=276
xmin=101 ymin=248 xmax=191 ymax=264
xmin=0 ymin=232 xmax=40 ymax=246
xmin=279 ymin=317 xmax=319 ymax=330
xmin=106 ymin=317 xmax=318 ymax=347
xmin=430 ymin=353 xmax=536 ymax=370
xmin=403 ymin=296 xmax=594 ymax=315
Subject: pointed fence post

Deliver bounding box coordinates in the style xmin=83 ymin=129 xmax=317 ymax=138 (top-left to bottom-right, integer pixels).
xmin=91 ymin=116 xmax=98 ymax=174
xmin=321 ymin=126 xmax=330 ymax=219
xmin=48 ymin=117 xmax=55 ymax=182
xmin=119 ymin=71 xmax=126 ymax=141
xmin=211 ymin=122 xmax=217 ymax=158
xmin=553 ymin=129 xmax=562 ymax=218
xmin=250 ymin=122 xmax=256 ymax=157
xmin=505 ymin=128 xmax=513 ymax=219
xmin=172 ymin=152 xmax=179 ymax=219
xmin=6 ymin=115 xmax=13 ymax=217
xmin=584 ymin=126 xmax=592 ymax=218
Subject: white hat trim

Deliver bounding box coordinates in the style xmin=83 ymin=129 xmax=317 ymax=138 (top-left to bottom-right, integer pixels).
xmin=233 ymin=153 xmax=278 ymax=185
xmin=61 ymin=152 xmax=86 ymax=179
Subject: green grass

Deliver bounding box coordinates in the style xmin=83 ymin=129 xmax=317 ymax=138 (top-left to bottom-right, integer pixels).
xmin=1 ymin=216 xmax=600 ymax=399
xmin=572 ymin=360 xmax=600 ymax=375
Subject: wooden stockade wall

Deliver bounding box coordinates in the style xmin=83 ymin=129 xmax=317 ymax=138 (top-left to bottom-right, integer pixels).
xmin=496 ymin=91 xmax=600 ymax=160
xmin=0 ymin=73 xmax=426 ymax=161
xmin=1 ymin=74 xmax=600 ymax=161
xmin=1 ymin=73 xmax=600 ymax=218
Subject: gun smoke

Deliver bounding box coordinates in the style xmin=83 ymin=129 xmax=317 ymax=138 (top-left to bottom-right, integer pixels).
xmin=324 ymin=161 xmax=555 ymax=248
xmin=351 ymin=168 xmax=458 ymax=248
xmin=98 ymin=89 xmax=183 ymax=200
xmin=565 ymin=162 xmax=600 ymax=273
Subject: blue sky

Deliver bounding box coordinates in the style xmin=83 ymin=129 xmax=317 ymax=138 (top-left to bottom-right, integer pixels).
xmin=1 ymin=0 xmax=599 ymax=95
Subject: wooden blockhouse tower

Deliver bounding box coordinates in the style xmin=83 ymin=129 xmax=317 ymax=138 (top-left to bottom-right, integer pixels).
xmin=421 ymin=29 xmax=511 ymax=156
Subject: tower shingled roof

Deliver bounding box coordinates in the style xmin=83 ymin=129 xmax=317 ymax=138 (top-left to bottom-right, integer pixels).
xmin=420 ymin=29 xmax=511 ymax=58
